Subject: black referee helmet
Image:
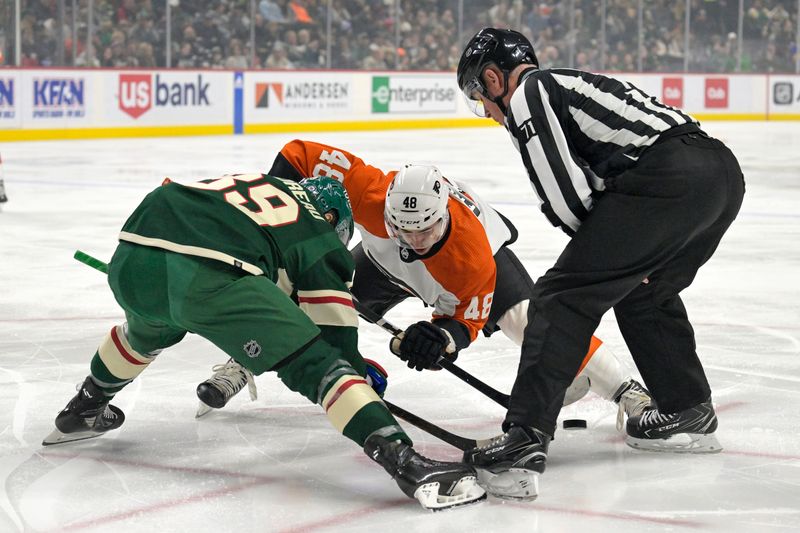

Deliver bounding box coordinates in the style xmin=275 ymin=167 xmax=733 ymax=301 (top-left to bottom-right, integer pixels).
xmin=457 ymin=28 xmax=538 ymax=114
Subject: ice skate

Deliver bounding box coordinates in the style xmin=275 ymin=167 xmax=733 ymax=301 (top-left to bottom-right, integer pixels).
xmin=462 ymin=425 xmax=549 ymax=501
xmin=42 ymin=376 xmax=125 ymax=446
xmin=196 ymin=359 xmax=257 ymax=418
xmin=613 ymin=379 xmax=653 ymax=431
xmin=626 ymin=398 xmax=722 ymax=453
xmin=364 ymin=434 xmax=486 ymax=511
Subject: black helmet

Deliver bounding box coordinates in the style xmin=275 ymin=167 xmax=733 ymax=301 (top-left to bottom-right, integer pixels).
xmin=456 ymin=28 xmax=538 ymax=116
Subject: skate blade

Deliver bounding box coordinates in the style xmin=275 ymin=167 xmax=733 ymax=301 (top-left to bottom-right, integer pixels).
xmin=195 ymin=401 xmax=215 ymax=419
xmin=475 ymin=467 xmax=539 ymax=501
xmin=42 ymin=427 xmax=106 ymax=446
xmin=626 ymin=432 xmax=723 ymax=454
xmin=414 ymin=476 xmax=487 ymax=511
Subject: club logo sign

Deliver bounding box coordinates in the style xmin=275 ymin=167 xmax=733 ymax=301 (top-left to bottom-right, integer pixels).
xmin=662 ymin=77 xmax=683 ymax=108
xmin=704 ymin=78 xmax=729 ymax=109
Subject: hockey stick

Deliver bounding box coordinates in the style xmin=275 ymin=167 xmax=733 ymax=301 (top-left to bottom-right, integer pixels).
xmin=74 ymin=250 xmax=109 ymax=273
xmin=352 ymin=297 xmax=511 ymax=409
xmin=72 ymin=250 xmax=484 ymax=450
xmin=383 ymin=399 xmax=480 ymax=451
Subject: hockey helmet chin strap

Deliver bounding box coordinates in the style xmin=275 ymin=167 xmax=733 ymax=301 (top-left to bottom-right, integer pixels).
xmin=491 ymin=69 xmax=512 ymax=116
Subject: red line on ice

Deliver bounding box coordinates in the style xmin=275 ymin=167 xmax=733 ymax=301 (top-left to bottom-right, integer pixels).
xmin=277 ymin=499 xmax=409 ymax=533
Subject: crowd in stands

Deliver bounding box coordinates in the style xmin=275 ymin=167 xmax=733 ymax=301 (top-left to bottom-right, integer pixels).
xmin=2 ymin=0 xmax=798 ymax=73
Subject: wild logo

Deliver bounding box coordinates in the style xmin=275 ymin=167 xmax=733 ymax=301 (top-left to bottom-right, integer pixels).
xmin=243 ymin=340 xmax=262 ymax=358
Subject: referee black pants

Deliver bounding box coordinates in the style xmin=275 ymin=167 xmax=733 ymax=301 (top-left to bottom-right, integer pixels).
xmin=506 ymin=132 xmax=745 ymax=436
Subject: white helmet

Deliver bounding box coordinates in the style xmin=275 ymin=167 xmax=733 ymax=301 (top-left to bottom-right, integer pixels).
xmin=384 ymin=164 xmax=450 ymax=254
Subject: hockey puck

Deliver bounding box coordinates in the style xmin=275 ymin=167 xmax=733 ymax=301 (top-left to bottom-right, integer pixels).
xmin=562 ymin=419 xmax=587 ymax=430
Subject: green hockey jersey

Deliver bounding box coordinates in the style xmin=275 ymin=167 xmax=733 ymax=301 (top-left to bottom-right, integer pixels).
xmin=118 ymin=173 xmax=358 ymax=355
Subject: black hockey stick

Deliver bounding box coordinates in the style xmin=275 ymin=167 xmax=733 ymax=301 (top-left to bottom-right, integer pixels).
xmin=383 ymin=399 xmax=481 ymax=451
xmin=352 ymin=296 xmax=511 ymax=409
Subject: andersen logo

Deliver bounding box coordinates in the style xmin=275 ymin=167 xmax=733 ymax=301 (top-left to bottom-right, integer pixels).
xmin=256 ymin=81 xmax=348 ymax=110
xmin=119 ymin=73 xmax=211 ymax=119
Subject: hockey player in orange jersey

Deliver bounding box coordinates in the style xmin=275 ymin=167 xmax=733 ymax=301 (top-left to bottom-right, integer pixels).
xmin=196 ymin=139 xmax=652 ymax=437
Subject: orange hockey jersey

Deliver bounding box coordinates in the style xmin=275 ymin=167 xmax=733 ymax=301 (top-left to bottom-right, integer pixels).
xmin=273 ymin=139 xmax=513 ymax=344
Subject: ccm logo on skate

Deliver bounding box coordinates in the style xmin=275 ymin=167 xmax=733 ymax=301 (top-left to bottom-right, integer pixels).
xmin=119 ymin=73 xmax=211 ymax=119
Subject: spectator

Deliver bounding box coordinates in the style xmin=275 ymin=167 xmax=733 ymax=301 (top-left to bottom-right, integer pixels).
xmin=362 ymin=43 xmax=387 ymax=70
xmin=260 ymin=0 xmax=287 ymax=23
xmin=137 ymin=41 xmax=157 ymax=67
xmin=265 ymin=41 xmax=294 ymax=68
xmin=176 ymin=42 xmax=198 ymax=68
xmin=225 ymin=38 xmax=250 ymax=68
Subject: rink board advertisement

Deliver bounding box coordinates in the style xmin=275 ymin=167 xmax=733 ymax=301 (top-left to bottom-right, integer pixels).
xmin=768 ymin=76 xmax=800 ymax=115
xmin=245 ymin=72 xmax=354 ymax=121
xmin=2 ymin=69 xmax=800 ymax=141
xmin=371 ymin=74 xmax=458 ymax=113
xmin=110 ymin=71 xmax=231 ymax=125
xmin=620 ymin=74 xmax=767 ymax=118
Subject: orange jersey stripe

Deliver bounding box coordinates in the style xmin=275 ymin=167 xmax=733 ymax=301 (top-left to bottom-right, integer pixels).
xmin=577 ymin=336 xmax=603 ymax=374
xmin=422 ymin=200 xmax=496 ymax=341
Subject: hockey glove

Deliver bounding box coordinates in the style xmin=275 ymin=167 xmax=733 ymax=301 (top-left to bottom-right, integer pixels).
xmin=364 ymin=358 xmax=388 ymax=397
xmin=394 ymin=321 xmax=454 ymax=372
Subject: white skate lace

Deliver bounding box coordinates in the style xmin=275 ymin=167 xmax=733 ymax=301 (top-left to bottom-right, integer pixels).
xmin=616 ymin=382 xmax=653 ymax=431
xmin=638 ymin=408 xmax=674 ymax=428
xmin=206 ymin=359 xmax=257 ymax=401
xmin=478 ymin=432 xmax=508 ymax=450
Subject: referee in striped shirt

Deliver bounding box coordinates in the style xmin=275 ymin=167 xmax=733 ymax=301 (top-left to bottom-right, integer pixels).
xmin=456 ymin=28 xmax=744 ymax=498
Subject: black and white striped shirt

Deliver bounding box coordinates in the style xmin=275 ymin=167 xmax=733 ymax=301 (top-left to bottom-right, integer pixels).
xmin=506 ymin=68 xmax=699 ymax=235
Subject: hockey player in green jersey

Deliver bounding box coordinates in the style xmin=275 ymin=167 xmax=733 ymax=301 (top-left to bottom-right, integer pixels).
xmin=42 ymin=173 xmax=486 ymax=511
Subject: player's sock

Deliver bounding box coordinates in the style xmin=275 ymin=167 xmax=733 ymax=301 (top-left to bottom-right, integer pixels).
xmin=319 ymin=365 xmax=409 ymax=446
xmin=89 ymin=324 xmax=158 ymax=398
xmin=613 ymin=379 xmax=652 ymax=431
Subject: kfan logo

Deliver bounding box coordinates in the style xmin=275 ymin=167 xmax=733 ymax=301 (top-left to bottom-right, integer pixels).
xmin=704 ymin=78 xmax=729 ymax=109
xmin=0 ymin=79 xmax=13 ymax=106
xmin=0 ymin=78 xmax=14 ymax=119
xmin=33 ymin=78 xmax=85 ymax=118
xmin=255 ymin=83 xmax=283 ymax=108
xmin=119 ymin=73 xmax=210 ymax=119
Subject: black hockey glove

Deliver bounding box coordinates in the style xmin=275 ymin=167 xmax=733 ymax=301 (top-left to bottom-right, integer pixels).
xmin=394 ymin=321 xmax=454 ymax=371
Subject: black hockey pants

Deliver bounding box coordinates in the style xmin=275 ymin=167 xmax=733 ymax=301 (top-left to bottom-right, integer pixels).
xmin=505 ymin=131 xmax=745 ymax=436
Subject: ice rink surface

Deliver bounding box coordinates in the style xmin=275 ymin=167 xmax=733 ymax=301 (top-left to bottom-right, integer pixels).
xmin=0 ymin=122 xmax=798 ymax=532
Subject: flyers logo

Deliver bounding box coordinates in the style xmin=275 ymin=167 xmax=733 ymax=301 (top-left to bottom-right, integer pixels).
xmin=255 ymin=83 xmax=283 ymax=108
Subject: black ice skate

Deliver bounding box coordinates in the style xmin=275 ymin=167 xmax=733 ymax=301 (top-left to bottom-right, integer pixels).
xmin=613 ymin=378 xmax=653 ymax=431
xmin=42 ymin=376 xmax=125 ymax=446
xmin=462 ymin=425 xmax=550 ymax=501
xmin=364 ymin=434 xmax=486 ymax=511
xmin=196 ymin=359 xmax=257 ymax=418
xmin=626 ymin=397 xmax=722 ymax=453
